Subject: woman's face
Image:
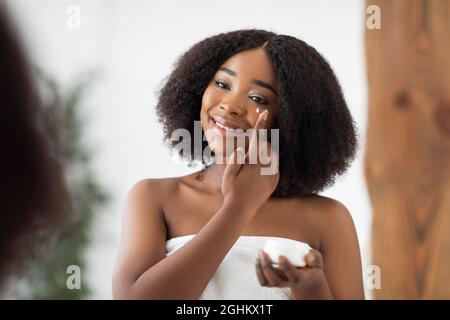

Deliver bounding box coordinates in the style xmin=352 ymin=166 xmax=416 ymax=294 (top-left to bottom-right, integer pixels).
xmin=200 ymin=47 xmax=278 ymax=158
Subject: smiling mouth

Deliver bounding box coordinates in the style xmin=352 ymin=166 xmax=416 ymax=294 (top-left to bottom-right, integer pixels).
xmin=214 ymin=118 xmax=242 ymax=132
xmin=209 ymin=117 xmax=246 ymax=137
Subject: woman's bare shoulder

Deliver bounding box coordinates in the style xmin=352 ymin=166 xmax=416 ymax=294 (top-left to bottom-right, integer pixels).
xmin=296 ymin=194 xmax=349 ymax=212
xmin=128 ymin=177 xmax=175 ymax=197
xmin=291 ymin=194 xmax=355 ymax=245
xmin=127 ymin=171 xmax=202 ymax=204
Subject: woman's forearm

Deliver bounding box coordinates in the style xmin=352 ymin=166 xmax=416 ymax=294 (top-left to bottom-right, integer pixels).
xmin=126 ymin=200 xmax=255 ymax=299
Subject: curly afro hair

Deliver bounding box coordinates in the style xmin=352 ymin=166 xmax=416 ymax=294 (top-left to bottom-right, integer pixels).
xmin=156 ymin=29 xmax=358 ymax=198
xmin=0 ymin=9 xmax=67 ymax=286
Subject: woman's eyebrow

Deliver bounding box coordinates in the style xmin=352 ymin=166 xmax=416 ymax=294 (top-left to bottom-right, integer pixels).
xmin=218 ymin=67 xmax=277 ymax=95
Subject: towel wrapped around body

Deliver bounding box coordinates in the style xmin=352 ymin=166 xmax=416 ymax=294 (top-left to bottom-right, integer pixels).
xmin=165 ymin=234 xmax=293 ymax=300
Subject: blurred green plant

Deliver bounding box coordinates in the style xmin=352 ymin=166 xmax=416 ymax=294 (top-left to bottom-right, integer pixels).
xmin=17 ymin=71 xmax=108 ymax=299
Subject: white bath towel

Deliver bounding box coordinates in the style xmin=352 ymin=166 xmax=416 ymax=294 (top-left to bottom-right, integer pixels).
xmin=166 ymin=234 xmax=293 ymax=300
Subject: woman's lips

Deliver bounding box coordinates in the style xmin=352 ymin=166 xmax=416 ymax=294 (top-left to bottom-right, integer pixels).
xmin=212 ymin=115 xmax=242 ymax=130
xmin=209 ymin=117 xmax=244 ymax=137
xmin=207 ymin=117 xmax=251 ymax=153
xmin=209 ymin=117 xmax=227 ymax=137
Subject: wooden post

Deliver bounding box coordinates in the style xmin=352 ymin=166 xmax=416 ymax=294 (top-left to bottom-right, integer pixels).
xmin=365 ymin=0 xmax=450 ymax=299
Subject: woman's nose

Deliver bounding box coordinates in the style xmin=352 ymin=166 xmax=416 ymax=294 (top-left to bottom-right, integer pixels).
xmin=219 ymin=96 xmax=245 ymax=116
xmin=219 ymin=104 xmax=241 ymax=116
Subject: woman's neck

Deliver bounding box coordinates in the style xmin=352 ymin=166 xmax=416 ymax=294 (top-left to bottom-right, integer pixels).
xmin=198 ymin=161 xmax=227 ymax=195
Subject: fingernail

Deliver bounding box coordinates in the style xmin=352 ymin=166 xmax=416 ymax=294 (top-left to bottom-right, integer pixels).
xmin=259 ymin=250 xmax=265 ymax=260
xmin=307 ymin=254 xmax=315 ymax=264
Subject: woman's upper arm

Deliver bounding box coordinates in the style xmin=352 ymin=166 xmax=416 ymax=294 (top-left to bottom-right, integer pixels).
xmin=112 ymin=179 xmax=168 ymax=299
xmin=320 ymin=200 xmax=365 ymax=299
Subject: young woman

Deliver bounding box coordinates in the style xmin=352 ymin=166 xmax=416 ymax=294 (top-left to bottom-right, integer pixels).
xmin=113 ymin=29 xmax=365 ymax=300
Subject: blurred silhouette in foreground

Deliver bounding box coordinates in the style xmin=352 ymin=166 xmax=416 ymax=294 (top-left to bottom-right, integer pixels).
xmin=0 ymin=7 xmax=67 ymax=290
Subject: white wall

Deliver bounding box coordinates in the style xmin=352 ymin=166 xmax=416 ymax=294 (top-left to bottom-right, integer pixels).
xmin=6 ymin=0 xmax=371 ymax=299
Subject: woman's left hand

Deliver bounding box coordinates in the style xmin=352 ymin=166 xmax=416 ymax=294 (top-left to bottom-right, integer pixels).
xmin=255 ymin=249 xmax=326 ymax=290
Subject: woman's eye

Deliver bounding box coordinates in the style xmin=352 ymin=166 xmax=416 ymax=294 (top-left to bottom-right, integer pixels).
xmin=250 ymin=95 xmax=269 ymax=106
xmin=215 ymin=80 xmax=230 ymax=90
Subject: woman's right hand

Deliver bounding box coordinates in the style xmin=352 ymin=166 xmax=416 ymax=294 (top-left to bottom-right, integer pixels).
xmin=222 ymin=110 xmax=280 ymax=216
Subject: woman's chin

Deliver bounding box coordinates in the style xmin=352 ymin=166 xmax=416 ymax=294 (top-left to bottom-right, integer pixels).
xmin=209 ymin=144 xmax=238 ymax=163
